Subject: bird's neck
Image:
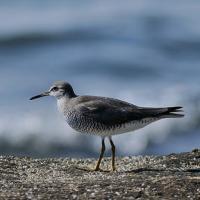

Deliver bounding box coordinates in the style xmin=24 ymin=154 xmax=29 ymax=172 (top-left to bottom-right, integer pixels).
xmin=56 ymin=95 xmax=75 ymax=114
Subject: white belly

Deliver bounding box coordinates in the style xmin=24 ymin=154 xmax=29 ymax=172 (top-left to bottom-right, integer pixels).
xmin=97 ymin=118 xmax=158 ymax=136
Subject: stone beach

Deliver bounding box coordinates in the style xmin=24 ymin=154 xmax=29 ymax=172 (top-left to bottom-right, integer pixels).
xmin=0 ymin=149 xmax=199 ymax=199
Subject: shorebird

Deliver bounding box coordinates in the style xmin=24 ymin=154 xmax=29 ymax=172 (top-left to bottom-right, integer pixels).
xmin=30 ymin=81 xmax=184 ymax=171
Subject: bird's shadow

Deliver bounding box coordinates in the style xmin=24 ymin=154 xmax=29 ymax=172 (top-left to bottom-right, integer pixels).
xmin=75 ymin=166 xmax=168 ymax=173
xmin=124 ymin=167 xmax=166 ymax=173
xmin=75 ymin=166 xmax=200 ymax=174
xmin=124 ymin=167 xmax=200 ymax=174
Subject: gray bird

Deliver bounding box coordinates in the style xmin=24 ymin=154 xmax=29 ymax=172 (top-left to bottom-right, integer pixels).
xmin=30 ymin=81 xmax=184 ymax=171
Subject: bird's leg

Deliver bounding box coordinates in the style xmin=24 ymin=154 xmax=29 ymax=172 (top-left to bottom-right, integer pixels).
xmin=94 ymin=137 xmax=105 ymax=171
xmin=109 ymin=136 xmax=116 ymax=171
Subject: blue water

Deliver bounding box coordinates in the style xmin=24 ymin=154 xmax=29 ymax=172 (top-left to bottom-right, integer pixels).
xmin=0 ymin=0 xmax=199 ymax=157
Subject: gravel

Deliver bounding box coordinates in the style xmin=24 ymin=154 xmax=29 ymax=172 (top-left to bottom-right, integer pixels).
xmin=0 ymin=149 xmax=200 ymax=199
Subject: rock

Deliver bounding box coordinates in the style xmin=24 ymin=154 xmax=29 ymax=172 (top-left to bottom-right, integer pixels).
xmin=0 ymin=150 xmax=200 ymax=199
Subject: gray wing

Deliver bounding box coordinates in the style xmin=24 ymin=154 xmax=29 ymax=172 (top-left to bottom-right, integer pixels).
xmin=74 ymin=96 xmax=182 ymax=126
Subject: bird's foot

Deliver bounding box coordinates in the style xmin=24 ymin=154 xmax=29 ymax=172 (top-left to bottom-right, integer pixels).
xmin=111 ymin=166 xmax=116 ymax=172
xmin=94 ymin=167 xmax=110 ymax=172
xmin=75 ymin=166 xmax=93 ymax=172
xmin=75 ymin=166 xmax=109 ymax=172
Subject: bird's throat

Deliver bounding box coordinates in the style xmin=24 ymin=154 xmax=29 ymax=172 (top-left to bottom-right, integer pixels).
xmin=57 ymin=96 xmax=70 ymax=114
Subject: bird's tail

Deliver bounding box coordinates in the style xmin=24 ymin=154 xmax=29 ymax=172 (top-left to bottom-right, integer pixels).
xmin=139 ymin=106 xmax=184 ymax=118
xmin=160 ymin=106 xmax=184 ymax=118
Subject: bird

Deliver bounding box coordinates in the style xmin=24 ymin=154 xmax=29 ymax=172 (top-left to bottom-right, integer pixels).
xmin=30 ymin=81 xmax=184 ymax=172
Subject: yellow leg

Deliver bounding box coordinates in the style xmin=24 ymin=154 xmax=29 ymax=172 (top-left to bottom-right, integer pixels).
xmin=109 ymin=136 xmax=116 ymax=171
xmin=94 ymin=138 xmax=105 ymax=171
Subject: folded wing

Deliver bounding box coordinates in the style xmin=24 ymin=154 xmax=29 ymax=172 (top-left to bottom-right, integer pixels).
xmin=75 ymin=96 xmax=184 ymax=126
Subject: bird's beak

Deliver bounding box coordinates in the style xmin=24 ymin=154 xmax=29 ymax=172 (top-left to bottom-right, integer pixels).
xmin=29 ymin=91 xmax=50 ymax=100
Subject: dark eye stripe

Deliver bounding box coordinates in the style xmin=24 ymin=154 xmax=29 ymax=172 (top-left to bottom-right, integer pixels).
xmin=51 ymin=87 xmax=59 ymax=91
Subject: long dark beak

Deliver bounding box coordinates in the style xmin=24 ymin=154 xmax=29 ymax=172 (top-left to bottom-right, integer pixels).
xmin=29 ymin=91 xmax=49 ymax=100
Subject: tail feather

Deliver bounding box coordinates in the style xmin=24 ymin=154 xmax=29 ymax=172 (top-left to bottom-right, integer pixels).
xmin=162 ymin=106 xmax=184 ymax=118
xmin=139 ymin=106 xmax=184 ymax=118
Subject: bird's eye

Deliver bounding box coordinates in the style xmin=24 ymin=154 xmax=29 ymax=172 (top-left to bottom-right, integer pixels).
xmin=51 ymin=87 xmax=59 ymax=92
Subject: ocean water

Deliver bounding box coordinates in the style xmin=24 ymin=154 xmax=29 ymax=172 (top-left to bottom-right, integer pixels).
xmin=0 ymin=0 xmax=199 ymax=157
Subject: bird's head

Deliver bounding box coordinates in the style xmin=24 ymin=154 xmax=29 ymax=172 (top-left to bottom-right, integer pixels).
xmin=30 ymin=81 xmax=76 ymax=100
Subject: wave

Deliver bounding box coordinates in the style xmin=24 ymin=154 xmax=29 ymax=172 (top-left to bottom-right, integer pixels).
xmin=0 ymin=29 xmax=108 ymax=48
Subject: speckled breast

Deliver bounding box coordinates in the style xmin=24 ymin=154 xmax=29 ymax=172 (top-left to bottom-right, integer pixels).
xmin=64 ymin=110 xmax=157 ymax=137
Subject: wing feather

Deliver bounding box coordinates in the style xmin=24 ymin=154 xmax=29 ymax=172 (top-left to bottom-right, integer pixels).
xmin=73 ymin=96 xmax=183 ymax=125
xmin=75 ymin=97 xmax=145 ymax=125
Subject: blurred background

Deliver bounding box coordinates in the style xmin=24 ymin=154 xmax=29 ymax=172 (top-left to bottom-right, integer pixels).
xmin=0 ymin=0 xmax=199 ymax=158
